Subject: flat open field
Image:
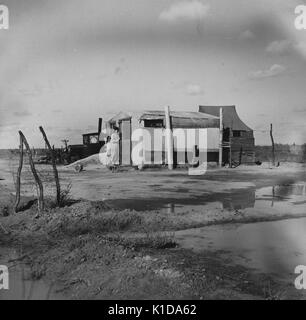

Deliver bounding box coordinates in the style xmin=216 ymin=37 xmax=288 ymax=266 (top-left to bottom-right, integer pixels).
xmin=1 ymin=155 xmax=306 ymax=299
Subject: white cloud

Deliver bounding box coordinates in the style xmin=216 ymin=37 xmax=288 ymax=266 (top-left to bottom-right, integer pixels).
xmin=293 ymin=107 xmax=306 ymax=114
xmin=249 ymin=64 xmax=286 ymax=80
xmin=186 ymin=83 xmax=204 ymax=95
xmin=265 ymin=40 xmax=306 ymax=59
xmin=266 ymin=40 xmax=292 ymax=54
xmin=238 ymin=30 xmax=255 ymax=41
xmin=159 ymin=0 xmax=210 ymax=22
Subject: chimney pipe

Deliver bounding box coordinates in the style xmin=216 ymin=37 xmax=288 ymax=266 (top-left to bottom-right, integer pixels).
xmin=98 ymin=118 xmax=102 ymax=134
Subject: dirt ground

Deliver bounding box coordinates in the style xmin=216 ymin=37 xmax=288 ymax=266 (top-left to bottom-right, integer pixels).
xmin=1 ymin=157 xmax=306 ymax=299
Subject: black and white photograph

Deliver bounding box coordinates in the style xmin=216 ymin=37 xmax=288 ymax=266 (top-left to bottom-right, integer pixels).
xmin=1 ymin=0 xmax=306 ymax=305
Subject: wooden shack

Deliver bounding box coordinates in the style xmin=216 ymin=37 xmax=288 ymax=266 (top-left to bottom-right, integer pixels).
xmin=102 ymin=110 xmax=220 ymax=167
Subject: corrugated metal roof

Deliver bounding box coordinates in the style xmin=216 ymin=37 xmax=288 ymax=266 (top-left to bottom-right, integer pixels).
xmin=140 ymin=110 xmax=218 ymax=120
xmin=108 ymin=110 xmax=220 ymax=129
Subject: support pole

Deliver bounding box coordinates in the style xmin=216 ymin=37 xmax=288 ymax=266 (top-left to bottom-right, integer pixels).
xmin=98 ymin=118 xmax=103 ymax=136
xmin=270 ymin=123 xmax=275 ymax=166
xmin=239 ymin=146 xmax=242 ymax=165
xmin=19 ymin=131 xmax=44 ymax=212
xmin=164 ymin=106 xmax=174 ymax=170
xmin=219 ymin=107 xmax=223 ymax=167
xmin=229 ymin=126 xmax=232 ymax=168
xmin=39 ymin=126 xmax=61 ymax=206
xmin=14 ymin=133 xmax=24 ymax=213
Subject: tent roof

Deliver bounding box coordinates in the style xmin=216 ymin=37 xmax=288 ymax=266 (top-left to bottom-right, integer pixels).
xmin=198 ymin=105 xmax=252 ymax=131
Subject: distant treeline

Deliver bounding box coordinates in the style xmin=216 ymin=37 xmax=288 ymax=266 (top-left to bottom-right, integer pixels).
xmin=255 ymin=144 xmax=306 ymax=163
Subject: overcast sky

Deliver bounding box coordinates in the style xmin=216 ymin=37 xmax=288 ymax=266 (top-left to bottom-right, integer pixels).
xmin=0 ymin=0 xmax=306 ymax=148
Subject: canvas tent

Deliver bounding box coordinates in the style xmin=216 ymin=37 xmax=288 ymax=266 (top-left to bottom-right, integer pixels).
xmin=199 ymin=105 xmax=255 ymax=164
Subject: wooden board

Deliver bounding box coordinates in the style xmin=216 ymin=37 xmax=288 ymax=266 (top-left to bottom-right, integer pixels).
xmin=120 ymin=119 xmax=131 ymax=165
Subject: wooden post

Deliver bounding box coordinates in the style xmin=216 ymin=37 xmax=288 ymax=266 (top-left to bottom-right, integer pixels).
xmin=164 ymin=106 xmax=174 ymax=170
xmin=19 ymin=131 xmax=44 ymax=212
xmin=219 ymin=107 xmax=223 ymax=167
xmin=270 ymin=123 xmax=275 ymax=166
xmin=14 ymin=133 xmax=24 ymax=213
xmin=229 ymin=126 xmax=232 ymax=168
xmin=39 ymin=126 xmax=61 ymax=206
xmin=239 ymin=146 xmax=242 ymax=165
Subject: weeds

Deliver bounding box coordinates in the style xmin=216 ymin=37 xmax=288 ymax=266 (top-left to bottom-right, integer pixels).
xmin=47 ymin=210 xmax=144 ymax=237
xmin=263 ymin=281 xmax=285 ymax=300
xmin=39 ymin=203 xmax=176 ymax=250
xmin=29 ymin=267 xmax=46 ymax=281
xmin=90 ymin=211 xmax=143 ymax=233
xmin=104 ymin=231 xmax=177 ymax=250
xmin=59 ymin=182 xmax=73 ymax=207
xmin=1 ymin=205 xmax=9 ymax=217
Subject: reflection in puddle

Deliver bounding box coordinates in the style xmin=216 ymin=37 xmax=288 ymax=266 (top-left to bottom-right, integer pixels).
xmin=252 ymin=183 xmax=306 ymax=214
xmin=107 ymin=182 xmax=306 ymax=288
xmin=0 ymin=248 xmax=64 ymax=300
xmin=105 ymin=182 xmax=306 ymax=213
xmin=172 ymin=182 xmax=306 ymax=286
xmin=176 ymin=217 xmax=306 ymax=286
xmin=258 ymin=183 xmax=306 ymax=202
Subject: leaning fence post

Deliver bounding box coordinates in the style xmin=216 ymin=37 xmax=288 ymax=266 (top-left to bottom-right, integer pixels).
xmin=39 ymin=126 xmax=61 ymax=206
xmin=19 ymin=130 xmax=44 ymax=212
xmin=14 ymin=133 xmax=24 ymax=213
xmin=270 ymin=123 xmax=275 ymax=166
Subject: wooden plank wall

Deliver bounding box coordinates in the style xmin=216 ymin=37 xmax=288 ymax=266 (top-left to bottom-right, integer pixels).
xmin=230 ymin=132 xmax=255 ymax=164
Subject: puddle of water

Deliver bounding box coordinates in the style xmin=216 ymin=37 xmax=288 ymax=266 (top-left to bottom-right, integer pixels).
xmin=105 ymin=181 xmax=306 ymax=288
xmin=0 ymin=248 xmax=65 ymax=300
xmin=176 ymin=217 xmax=306 ymax=285
xmin=105 ymin=182 xmax=306 ymax=214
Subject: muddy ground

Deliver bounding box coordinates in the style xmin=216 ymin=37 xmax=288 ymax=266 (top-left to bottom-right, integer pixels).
xmin=1 ymin=157 xmax=306 ymax=299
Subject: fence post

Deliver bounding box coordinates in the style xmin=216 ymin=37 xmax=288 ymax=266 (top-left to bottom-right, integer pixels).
xmin=19 ymin=130 xmax=44 ymax=212
xmin=14 ymin=133 xmax=24 ymax=213
xmin=39 ymin=126 xmax=61 ymax=206
xmin=270 ymin=123 xmax=275 ymax=166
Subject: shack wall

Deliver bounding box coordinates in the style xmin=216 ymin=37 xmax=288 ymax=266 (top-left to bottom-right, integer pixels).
xmin=131 ymin=126 xmax=219 ymax=166
xmin=230 ymin=133 xmax=255 ymax=164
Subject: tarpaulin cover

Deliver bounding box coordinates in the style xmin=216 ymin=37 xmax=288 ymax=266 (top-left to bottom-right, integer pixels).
xmin=199 ymin=105 xmax=252 ymax=131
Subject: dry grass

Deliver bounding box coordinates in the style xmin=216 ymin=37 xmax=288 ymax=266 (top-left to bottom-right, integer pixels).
xmin=103 ymin=231 xmax=177 ymax=250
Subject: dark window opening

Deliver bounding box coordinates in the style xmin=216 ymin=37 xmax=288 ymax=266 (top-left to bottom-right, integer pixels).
xmin=233 ymin=130 xmax=242 ymax=137
xmin=144 ymin=119 xmax=164 ymax=128
xmin=83 ymin=134 xmax=99 ymax=145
